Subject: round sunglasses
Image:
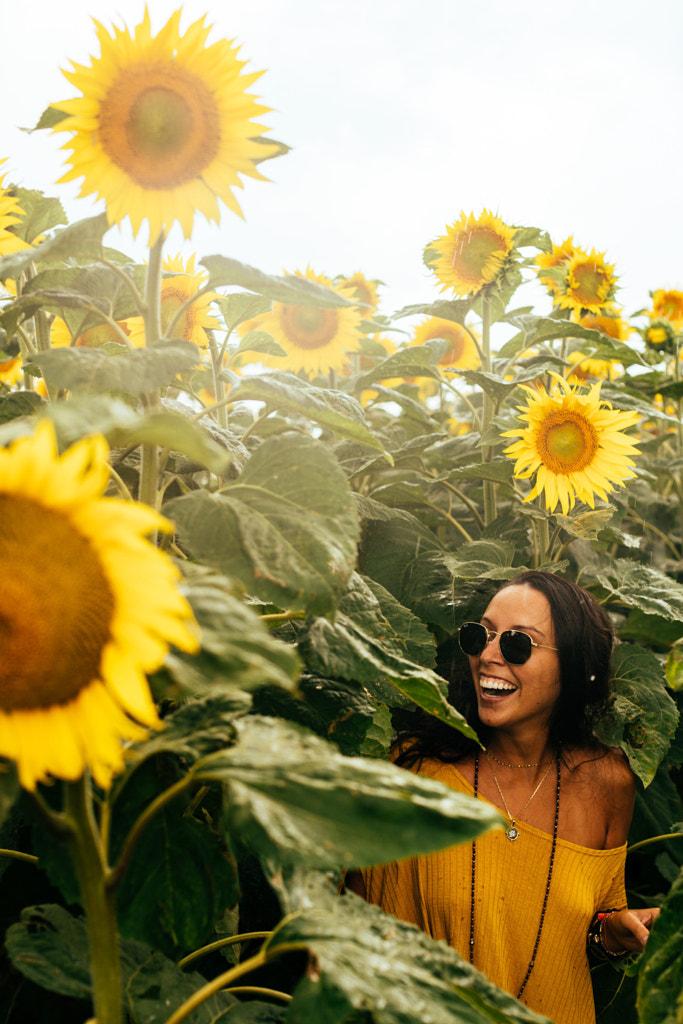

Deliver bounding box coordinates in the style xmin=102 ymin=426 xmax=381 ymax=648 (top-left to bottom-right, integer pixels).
xmin=458 ymin=621 xmax=558 ymax=666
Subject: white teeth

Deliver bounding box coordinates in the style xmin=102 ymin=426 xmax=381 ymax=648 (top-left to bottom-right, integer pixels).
xmin=480 ymin=677 xmax=516 ymax=692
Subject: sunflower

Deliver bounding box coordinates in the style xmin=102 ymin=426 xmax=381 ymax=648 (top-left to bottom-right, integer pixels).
xmin=125 ymin=255 xmax=220 ymax=347
xmin=502 ymin=373 xmax=640 ymax=514
xmin=0 ymin=421 xmax=198 ymax=790
xmin=257 ymin=267 xmax=363 ymax=376
xmin=52 ymin=10 xmax=275 ymax=241
xmin=51 ymin=316 xmax=134 ymax=349
xmin=426 ymin=210 xmax=516 ymax=298
xmin=534 ymin=237 xmax=578 ymax=297
xmin=410 ymin=317 xmax=480 ymax=377
xmin=643 ymin=318 xmax=678 ymax=356
xmin=556 ymin=249 xmax=617 ymax=315
xmin=337 ymin=272 xmax=380 ymax=318
xmin=0 ymin=357 xmax=22 ymax=388
xmin=566 ymin=351 xmax=621 ymax=384
xmin=0 ymin=163 xmax=29 ymax=257
xmin=649 ymin=289 xmax=683 ymax=330
xmin=578 ymin=310 xmax=631 ymax=343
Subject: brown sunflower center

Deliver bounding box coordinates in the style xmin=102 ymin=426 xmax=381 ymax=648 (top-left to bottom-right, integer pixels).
xmin=0 ymin=495 xmax=115 ymax=710
xmin=100 ymin=65 xmax=221 ymax=188
xmin=278 ymin=305 xmax=339 ymax=350
xmin=571 ymin=264 xmax=608 ymax=306
xmin=454 ymin=228 xmax=505 ymax=283
xmin=537 ymin=411 xmax=599 ymax=474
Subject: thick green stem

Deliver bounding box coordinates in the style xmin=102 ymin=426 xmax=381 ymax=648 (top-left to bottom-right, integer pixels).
xmin=628 ymin=832 xmax=683 ymax=854
xmin=480 ymin=297 xmax=496 ymax=526
xmin=138 ymin=233 xmax=165 ymax=509
xmin=208 ymin=334 xmax=228 ymax=428
xmin=65 ymin=778 xmax=121 ymax=1024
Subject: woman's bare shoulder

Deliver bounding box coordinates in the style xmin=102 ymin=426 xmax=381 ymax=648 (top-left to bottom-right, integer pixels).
xmin=563 ymin=744 xmax=636 ymax=846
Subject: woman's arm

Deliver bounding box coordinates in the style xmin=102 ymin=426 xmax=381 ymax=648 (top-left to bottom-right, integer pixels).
xmin=602 ymin=907 xmax=660 ymax=954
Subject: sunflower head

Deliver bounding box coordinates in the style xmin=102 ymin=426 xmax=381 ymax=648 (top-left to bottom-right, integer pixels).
xmin=257 ymin=267 xmax=363 ymax=377
xmin=410 ymin=317 xmax=480 ymax=378
xmin=642 ymin=317 xmax=679 ymax=357
xmin=649 ymin=289 xmax=683 ymax=330
xmin=555 ymin=249 xmax=618 ymax=315
xmin=565 ymin=350 xmax=622 ymax=384
xmin=0 ymin=162 xmax=30 ymax=257
xmin=336 ymin=272 xmax=380 ymax=318
xmin=52 ymin=10 xmax=278 ymax=241
xmin=534 ymin=237 xmax=579 ymax=297
xmin=425 ymin=210 xmax=516 ymax=298
xmin=502 ymin=373 xmax=640 ymax=515
xmin=578 ymin=310 xmax=631 ymax=343
xmin=0 ymin=421 xmax=199 ymax=790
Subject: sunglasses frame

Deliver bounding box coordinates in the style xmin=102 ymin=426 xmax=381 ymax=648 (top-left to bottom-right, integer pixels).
xmin=458 ymin=621 xmax=559 ymax=666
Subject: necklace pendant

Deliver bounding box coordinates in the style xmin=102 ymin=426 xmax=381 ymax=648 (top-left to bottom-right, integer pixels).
xmin=506 ymin=825 xmax=520 ymax=841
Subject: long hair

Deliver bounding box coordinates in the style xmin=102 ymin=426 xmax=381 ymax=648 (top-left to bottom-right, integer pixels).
xmin=396 ymin=570 xmax=614 ymax=768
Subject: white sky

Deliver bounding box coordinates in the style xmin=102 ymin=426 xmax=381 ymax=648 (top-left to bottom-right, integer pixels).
xmin=2 ymin=0 xmax=682 ymax=332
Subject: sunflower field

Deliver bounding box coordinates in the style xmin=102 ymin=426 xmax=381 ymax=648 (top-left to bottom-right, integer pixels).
xmin=0 ymin=9 xmax=682 ymax=1024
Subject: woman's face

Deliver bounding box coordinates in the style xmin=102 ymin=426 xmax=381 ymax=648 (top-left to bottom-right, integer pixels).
xmin=469 ymin=584 xmax=561 ymax=737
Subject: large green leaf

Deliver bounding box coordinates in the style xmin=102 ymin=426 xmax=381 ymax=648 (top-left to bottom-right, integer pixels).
xmin=296 ymin=573 xmax=476 ymax=741
xmin=201 ymin=256 xmax=356 ymax=307
xmin=267 ymin=894 xmax=550 ymax=1024
xmin=591 ymin=644 xmax=679 ymax=786
xmin=443 ymin=540 xmax=522 ymax=581
xmin=155 ymin=571 xmax=300 ymax=698
xmin=0 ymin=213 xmax=110 ymax=281
xmin=31 ymin=342 xmax=200 ymax=394
xmin=590 ymin=560 xmax=683 ymax=621
xmin=167 ymin=433 xmax=360 ymax=616
xmin=12 ymin=187 xmax=67 ymax=244
xmin=226 ymin=371 xmax=388 ymax=454
xmin=5 ymin=904 xmax=283 ymax=1023
xmin=197 ymin=716 xmax=502 ymax=869
xmin=355 ymin=340 xmax=448 ymax=387
xmin=392 ymin=298 xmax=475 ymax=324
xmin=636 ymin=863 xmax=683 ymax=1024
xmin=0 ymin=389 xmax=45 ymax=425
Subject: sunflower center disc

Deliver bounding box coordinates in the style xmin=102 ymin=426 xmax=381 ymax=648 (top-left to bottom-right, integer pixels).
xmin=101 ymin=67 xmax=221 ymax=188
xmin=572 ymin=265 xmax=606 ymax=306
xmin=0 ymin=495 xmax=115 ymax=710
xmin=541 ymin=413 xmax=598 ymax=473
xmin=455 ymin=228 xmax=504 ymax=282
xmin=279 ymin=305 xmax=339 ymax=350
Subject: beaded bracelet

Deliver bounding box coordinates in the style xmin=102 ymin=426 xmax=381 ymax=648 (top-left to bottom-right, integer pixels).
xmin=587 ymin=909 xmax=631 ymax=961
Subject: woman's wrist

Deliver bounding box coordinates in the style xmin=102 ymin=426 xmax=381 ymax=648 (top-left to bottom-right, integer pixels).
xmin=587 ymin=909 xmax=631 ymax=960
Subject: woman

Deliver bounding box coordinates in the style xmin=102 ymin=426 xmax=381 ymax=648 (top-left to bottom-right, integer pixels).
xmin=350 ymin=571 xmax=659 ymax=1024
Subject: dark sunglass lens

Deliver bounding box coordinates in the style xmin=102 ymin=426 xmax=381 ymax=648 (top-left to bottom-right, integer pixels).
xmin=459 ymin=622 xmax=488 ymax=656
xmin=500 ymin=630 xmax=532 ymax=665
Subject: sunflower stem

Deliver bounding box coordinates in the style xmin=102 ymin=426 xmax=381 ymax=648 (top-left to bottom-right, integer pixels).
xmin=208 ymin=333 xmax=228 ymax=428
xmin=480 ymin=297 xmax=496 ymax=526
xmin=64 ymin=777 xmax=122 ymax=1024
xmin=139 ymin=233 xmax=165 ymax=510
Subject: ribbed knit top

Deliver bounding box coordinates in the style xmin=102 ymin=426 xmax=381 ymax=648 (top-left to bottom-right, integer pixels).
xmin=362 ymin=758 xmax=627 ymax=1024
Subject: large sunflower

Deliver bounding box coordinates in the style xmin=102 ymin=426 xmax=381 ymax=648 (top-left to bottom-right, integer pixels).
xmin=649 ymin=289 xmax=683 ymax=330
xmin=502 ymin=373 xmax=640 ymax=514
xmin=556 ymin=249 xmax=617 ymax=315
xmin=0 ymin=163 xmax=29 ymax=256
xmin=125 ymin=255 xmax=220 ymax=346
xmin=52 ymin=10 xmax=274 ymax=241
xmin=257 ymin=267 xmax=363 ymax=376
xmin=426 ymin=210 xmax=516 ymax=297
xmin=534 ymin=236 xmax=578 ymax=297
xmin=0 ymin=422 xmax=198 ymax=790
xmin=410 ymin=317 xmax=480 ymax=377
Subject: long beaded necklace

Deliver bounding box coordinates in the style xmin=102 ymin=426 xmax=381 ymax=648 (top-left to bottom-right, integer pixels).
xmin=485 ymin=753 xmax=553 ymax=842
xmin=469 ymin=752 xmax=561 ymax=1001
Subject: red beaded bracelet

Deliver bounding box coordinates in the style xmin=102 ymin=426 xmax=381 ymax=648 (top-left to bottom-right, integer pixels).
xmin=587 ymin=909 xmax=630 ymax=960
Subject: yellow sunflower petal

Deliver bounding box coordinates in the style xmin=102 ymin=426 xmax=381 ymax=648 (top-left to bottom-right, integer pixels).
xmin=427 ymin=210 xmax=516 ymax=298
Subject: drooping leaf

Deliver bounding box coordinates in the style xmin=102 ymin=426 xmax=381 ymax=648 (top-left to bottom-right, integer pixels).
xmin=355 ymin=340 xmax=448 ymax=387
xmin=591 ymin=643 xmax=679 ymax=786
xmin=31 ymin=342 xmax=201 ymax=394
xmin=0 ymin=213 xmax=110 ymax=281
xmin=155 ymin=571 xmax=300 ymax=698
xmin=235 ymin=329 xmax=286 ymax=357
xmin=201 ymin=256 xmax=356 ymax=307
xmin=0 ymin=389 xmax=45 ymax=424
xmin=589 ymin=560 xmax=683 ymax=621
xmin=636 ymin=863 xmax=683 ymax=1024
xmin=197 ymin=716 xmax=502 ymax=870
xmin=167 ymin=433 xmax=360 ymax=617
xmin=11 ymin=187 xmax=67 ymax=244
xmin=392 ymin=298 xmax=475 ymax=324
xmin=226 ymin=370 xmax=388 ymax=454
xmin=267 ymin=894 xmax=550 ymax=1024
xmin=443 ymin=540 xmax=521 ymax=581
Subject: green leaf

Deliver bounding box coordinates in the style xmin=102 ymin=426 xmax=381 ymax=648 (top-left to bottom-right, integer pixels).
xmin=499 ymin=314 xmax=645 ymax=367
xmin=636 ymin=863 xmax=683 ymax=1024
xmin=355 ymin=340 xmax=447 ymax=387
xmin=296 ymin=574 xmax=475 ymax=741
xmin=215 ymin=293 xmax=273 ymax=333
xmin=6 ymin=905 xmax=91 ymax=1000
xmin=0 ymin=213 xmax=110 ymax=281
xmin=0 ymin=389 xmax=45 ymax=424
xmin=167 ymin=433 xmax=359 ymax=616
xmin=591 ymin=644 xmax=679 ymax=786
xmin=226 ymin=371 xmax=388 ymax=454
xmin=589 ymin=559 xmax=683 ymax=621
xmin=155 ymin=571 xmax=300 ymax=698
xmin=11 ymin=188 xmax=67 ymax=244
xmin=31 ymin=342 xmax=200 ymax=394
xmin=235 ymin=329 xmax=286 ymax=357
xmin=392 ymin=299 xmax=475 ymax=324
xmin=198 ymin=716 xmax=502 ymax=869
xmin=21 ymin=263 xmax=142 ymax=333
xmin=201 ymin=256 xmax=356 ymax=307
xmin=268 ymin=895 xmax=550 ymax=1024
xmin=443 ymin=540 xmax=521 ymax=580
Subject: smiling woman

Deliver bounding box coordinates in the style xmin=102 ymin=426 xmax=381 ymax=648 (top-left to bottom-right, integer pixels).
xmin=351 ymin=570 xmax=659 ymax=1024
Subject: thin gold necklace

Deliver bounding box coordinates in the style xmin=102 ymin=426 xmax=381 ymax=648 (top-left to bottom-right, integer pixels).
xmin=485 ymin=752 xmax=553 ymax=842
xmin=488 ymin=752 xmax=554 ymax=769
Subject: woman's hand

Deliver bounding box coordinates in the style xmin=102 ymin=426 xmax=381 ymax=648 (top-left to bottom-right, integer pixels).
xmin=604 ymin=908 xmax=660 ymax=954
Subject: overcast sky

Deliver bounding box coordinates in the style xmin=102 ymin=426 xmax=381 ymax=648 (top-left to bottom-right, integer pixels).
xmin=2 ymin=0 xmax=682 ymax=334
